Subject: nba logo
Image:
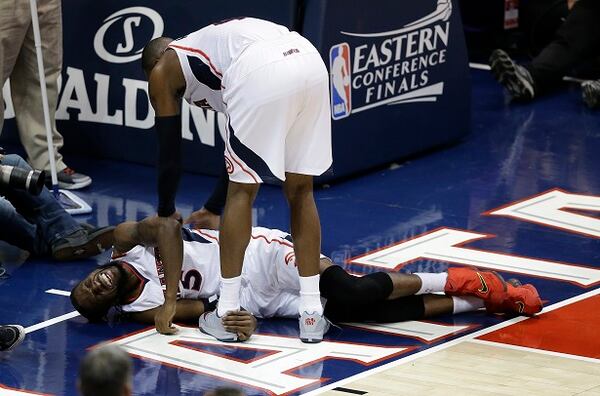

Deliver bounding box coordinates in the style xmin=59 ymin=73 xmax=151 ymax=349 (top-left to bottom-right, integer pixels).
xmin=329 ymin=43 xmax=352 ymax=120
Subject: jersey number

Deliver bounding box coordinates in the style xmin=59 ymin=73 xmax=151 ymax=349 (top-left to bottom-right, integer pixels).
xmin=181 ymin=269 xmax=202 ymax=291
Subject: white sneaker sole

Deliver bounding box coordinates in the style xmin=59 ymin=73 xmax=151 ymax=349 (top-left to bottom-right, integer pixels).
xmin=57 ymin=178 xmax=92 ymax=190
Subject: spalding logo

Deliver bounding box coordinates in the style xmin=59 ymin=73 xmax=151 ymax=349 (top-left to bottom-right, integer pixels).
xmin=94 ymin=7 xmax=164 ymax=64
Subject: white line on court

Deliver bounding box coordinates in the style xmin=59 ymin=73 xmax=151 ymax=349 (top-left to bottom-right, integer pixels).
xmin=469 ymin=62 xmax=491 ymax=70
xmin=24 ymin=311 xmax=80 ymax=334
xmin=45 ymin=289 xmax=71 ymax=296
xmin=19 ymin=290 xmax=79 ymax=334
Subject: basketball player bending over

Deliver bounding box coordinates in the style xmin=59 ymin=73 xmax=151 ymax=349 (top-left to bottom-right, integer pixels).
xmin=142 ymin=17 xmax=332 ymax=342
xmin=70 ymin=217 xmax=543 ymax=341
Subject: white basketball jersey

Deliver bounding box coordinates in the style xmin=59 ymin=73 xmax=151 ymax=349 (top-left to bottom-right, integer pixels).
xmin=116 ymin=227 xmax=306 ymax=318
xmin=118 ymin=228 xmax=222 ymax=313
xmin=168 ymin=17 xmax=289 ymax=112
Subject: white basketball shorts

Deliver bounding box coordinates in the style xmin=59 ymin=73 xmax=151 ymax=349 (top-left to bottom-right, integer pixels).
xmin=222 ymin=32 xmax=332 ymax=183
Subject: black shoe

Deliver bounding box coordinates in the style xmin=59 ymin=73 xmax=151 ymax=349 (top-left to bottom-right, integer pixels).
xmin=489 ymin=49 xmax=536 ymax=100
xmin=45 ymin=167 xmax=92 ymax=190
xmin=51 ymin=226 xmax=115 ymax=261
xmin=582 ymin=80 xmax=600 ymax=109
xmin=0 ymin=325 xmax=25 ymax=351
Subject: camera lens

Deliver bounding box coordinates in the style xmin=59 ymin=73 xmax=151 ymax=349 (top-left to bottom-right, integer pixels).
xmin=0 ymin=165 xmax=46 ymax=195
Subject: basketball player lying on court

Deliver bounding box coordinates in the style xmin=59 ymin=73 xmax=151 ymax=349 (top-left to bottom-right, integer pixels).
xmin=70 ymin=217 xmax=542 ymax=341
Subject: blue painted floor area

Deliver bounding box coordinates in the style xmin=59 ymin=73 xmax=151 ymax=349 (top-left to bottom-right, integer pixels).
xmin=1 ymin=69 xmax=599 ymax=395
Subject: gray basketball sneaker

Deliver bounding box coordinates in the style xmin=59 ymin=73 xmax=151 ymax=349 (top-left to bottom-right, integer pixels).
xmin=489 ymin=49 xmax=535 ymax=100
xmin=582 ymin=80 xmax=600 ymax=109
xmin=299 ymin=311 xmax=330 ymax=343
xmin=0 ymin=325 xmax=25 ymax=351
xmin=198 ymin=310 xmax=238 ymax=342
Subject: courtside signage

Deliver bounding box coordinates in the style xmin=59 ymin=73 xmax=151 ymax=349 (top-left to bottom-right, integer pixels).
xmin=329 ymin=43 xmax=352 ymax=120
xmin=94 ymin=6 xmax=164 ymax=64
xmin=328 ymin=0 xmax=452 ymax=119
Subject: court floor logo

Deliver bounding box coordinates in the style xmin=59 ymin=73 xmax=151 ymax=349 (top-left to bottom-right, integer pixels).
xmin=94 ymin=6 xmax=164 ymax=64
xmin=328 ymin=0 xmax=452 ymax=119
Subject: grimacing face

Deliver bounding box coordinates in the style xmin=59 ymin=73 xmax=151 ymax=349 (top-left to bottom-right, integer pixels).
xmin=72 ymin=264 xmax=126 ymax=315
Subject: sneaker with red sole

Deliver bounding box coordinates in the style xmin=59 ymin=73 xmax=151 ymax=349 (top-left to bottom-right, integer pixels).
xmin=445 ymin=267 xmax=507 ymax=306
xmin=485 ymin=282 xmax=543 ymax=316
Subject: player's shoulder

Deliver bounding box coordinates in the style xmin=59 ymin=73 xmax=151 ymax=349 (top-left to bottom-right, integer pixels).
xmin=148 ymin=49 xmax=185 ymax=94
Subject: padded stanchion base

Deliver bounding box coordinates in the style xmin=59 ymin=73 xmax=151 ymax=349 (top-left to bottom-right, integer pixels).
xmin=57 ymin=190 xmax=92 ymax=215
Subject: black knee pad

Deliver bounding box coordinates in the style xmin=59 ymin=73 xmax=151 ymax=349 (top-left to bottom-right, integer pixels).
xmin=320 ymin=265 xmax=393 ymax=305
xmin=324 ymin=295 xmax=425 ymax=323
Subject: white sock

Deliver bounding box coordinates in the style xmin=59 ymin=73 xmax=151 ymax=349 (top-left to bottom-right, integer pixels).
xmin=217 ymin=276 xmax=241 ymax=317
xmin=414 ymin=273 xmax=448 ymax=295
xmin=452 ymin=296 xmax=484 ymax=314
xmin=299 ymin=274 xmax=323 ymax=316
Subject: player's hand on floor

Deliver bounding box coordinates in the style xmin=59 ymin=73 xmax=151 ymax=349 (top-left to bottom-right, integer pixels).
xmin=155 ymin=300 xmax=178 ymax=335
xmin=222 ymin=310 xmax=257 ymax=341
xmin=184 ymin=207 xmax=220 ymax=230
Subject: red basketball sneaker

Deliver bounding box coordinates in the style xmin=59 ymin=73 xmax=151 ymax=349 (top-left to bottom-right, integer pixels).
xmin=445 ymin=267 xmax=507 ymax=306
xmin=485 ymin=282 xmax=543 ymax=316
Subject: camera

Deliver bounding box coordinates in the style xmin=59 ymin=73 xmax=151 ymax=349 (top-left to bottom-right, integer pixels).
xmin=0 ymin=147 xmax=46 ymax=195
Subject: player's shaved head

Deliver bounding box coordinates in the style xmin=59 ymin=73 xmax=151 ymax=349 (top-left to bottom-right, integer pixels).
xmin=142 ymin=36 xmax=174 ymax=76
xmin=70 ymin=261 xmax=134 ymax=322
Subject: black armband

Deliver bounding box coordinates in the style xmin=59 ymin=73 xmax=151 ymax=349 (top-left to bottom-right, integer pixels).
xmin=155 ymin=115 xmax=182 ymax=217
xmin=203 ymin=161 xmax=229 ymax=215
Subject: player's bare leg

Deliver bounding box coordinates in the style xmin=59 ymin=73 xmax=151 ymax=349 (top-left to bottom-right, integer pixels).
xmin=421 ymin=294 xmax=484 ymax=317
xmin=386 ymin=273 xmax=422 ymax=299
xmin=284 ymin=173 xmax=321 ymax=278
xmin=219 ymin=181 xmax=259 ymax=294
xmin=199 ymin=181 xmax=259 ymax=342
xmin=284 ymin=173 xmax=328 ymax=343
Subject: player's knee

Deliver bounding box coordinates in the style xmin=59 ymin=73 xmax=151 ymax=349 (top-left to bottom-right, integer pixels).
xmin=320 ymin=266 xmax=392 ymax=304
xmin=3 ymin=154 xmax=31 ymax=170
xmin=319 ymin=257 xmax=333 ymax=273
xmin=228 ymin=181 xmax=259 ymax=202
xmin=283 ymin=175 xmax=313 ymax=203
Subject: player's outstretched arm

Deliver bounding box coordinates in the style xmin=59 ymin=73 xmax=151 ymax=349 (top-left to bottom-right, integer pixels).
xmin=112 ymin=217 xmax=184 ymax=334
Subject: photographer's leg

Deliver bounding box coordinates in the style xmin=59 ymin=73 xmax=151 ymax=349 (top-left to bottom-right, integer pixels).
xmin=10 ymin=0 xmax=66 ymax=172
xmin=1 ymin=155 xmax=79 ymax=247
xmin=0 ymin=0 xmax=30 ymax=133
xmin=0 ymin=195 xmax=40 ymax=254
